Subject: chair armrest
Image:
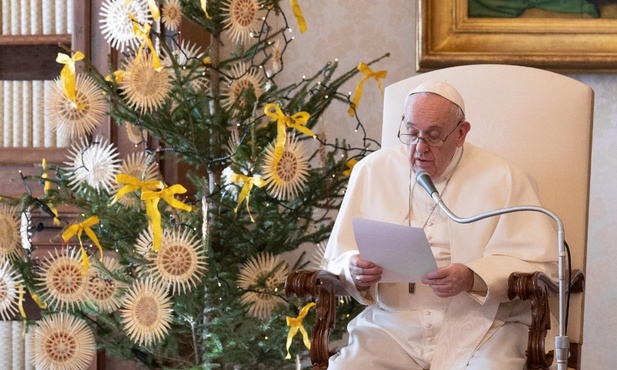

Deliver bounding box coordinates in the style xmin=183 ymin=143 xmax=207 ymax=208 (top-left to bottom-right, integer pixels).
xmin=285 ymin=270 xmax=345 ymax=370
xmin=507 ymin=269 xmax=585 ymax=370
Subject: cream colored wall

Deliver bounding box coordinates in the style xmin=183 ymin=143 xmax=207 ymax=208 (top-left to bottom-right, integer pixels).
xmin=279 ymin=1 xmax=616 ymax=368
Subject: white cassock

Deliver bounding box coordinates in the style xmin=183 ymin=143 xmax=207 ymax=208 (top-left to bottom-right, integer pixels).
xmin=325 ymin=143 xmax=558 ymax=370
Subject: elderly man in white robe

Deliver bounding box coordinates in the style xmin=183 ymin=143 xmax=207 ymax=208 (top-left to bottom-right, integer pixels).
xmin=324 ymin=81 xmax=558 ymax=370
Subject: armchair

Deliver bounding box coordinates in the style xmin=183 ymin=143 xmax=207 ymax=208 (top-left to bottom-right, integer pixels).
xmin=286 ymin=64 xmax=592 ymax=370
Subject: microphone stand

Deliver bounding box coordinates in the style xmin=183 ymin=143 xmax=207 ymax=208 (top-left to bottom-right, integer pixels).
xmin=417 ymin=171 xmax=569 ymax=370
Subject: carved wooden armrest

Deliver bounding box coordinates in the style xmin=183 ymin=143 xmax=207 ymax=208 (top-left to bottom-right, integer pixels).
xmin=285 ymin=270 xmax=345 ymax=370
xmin=507 ymin=269 xmax=585 ymax=370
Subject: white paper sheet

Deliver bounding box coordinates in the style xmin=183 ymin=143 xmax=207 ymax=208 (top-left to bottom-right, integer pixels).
xmin=352 ymin=217 xmax=438 ymax=282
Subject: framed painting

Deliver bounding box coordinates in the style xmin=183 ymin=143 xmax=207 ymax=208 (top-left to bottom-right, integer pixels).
xmin=417 ymin=0 xmax=617 ymax=73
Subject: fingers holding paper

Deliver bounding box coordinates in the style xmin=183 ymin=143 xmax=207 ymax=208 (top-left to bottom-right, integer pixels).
xmin=350 ymin=253 xmax=383 ymax=287
xmin=421 ymin=263 xmax=474 ymax=297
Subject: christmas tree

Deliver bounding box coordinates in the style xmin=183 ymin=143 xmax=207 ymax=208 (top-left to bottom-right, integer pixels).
xmin=0 ymin=0 xmax=388 ymax=368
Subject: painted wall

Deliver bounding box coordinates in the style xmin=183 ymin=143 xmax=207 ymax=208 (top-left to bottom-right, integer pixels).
xmin=277 ymin=1 xmax=617 ymax=368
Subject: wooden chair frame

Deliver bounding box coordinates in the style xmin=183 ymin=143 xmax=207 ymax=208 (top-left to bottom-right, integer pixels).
xmin=286 ymin=268 xmax=584 ymax=370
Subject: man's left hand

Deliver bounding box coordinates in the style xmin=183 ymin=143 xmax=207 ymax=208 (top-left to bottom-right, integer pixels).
xmin=421 ymin=263 xmax=474 ymax=297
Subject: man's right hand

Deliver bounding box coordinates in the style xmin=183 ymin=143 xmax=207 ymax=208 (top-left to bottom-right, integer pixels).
xmin=349 ymin=254 xmax=383 ymax=289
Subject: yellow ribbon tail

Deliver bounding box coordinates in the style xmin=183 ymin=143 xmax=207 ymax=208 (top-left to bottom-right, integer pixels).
xmin=144 ymin=198 xmax=163 ymax=252
xmin=347 ymin=75 xmax=368 ymax=117
xmin=60 ymin=66 xmax=77 ymax=102
xmin=42 ymin=158 xmax=51 ymax=194
xmin=285 ymin=325 xmax=300 ymax=360
xmin=147 ymin=0 xmax=160 ymax=21
xmin=274 ymin=128 xmax=287 ymax=164
xmin=234 ymin=184 xmax=250 ymax=214
xmin=47 ymin=203 xmax=60 ymax=225
xmin=290 ymin=0 xmax=307 ymax=33
xmin=17 ymin=283 xmax=26 ymax=320
xmin=80 ymin=244 xmax=90 ymax=273
xmin=83 ymin=227 xmax=104 ymax=259
xmin=201 ymin=0 xmax=212 ymax=19
xmin=152 ymin=221 xmax=162 ymax=252
xmin=299 ymin=326 xmax=311 ymax=349
xmin=29 ymin=289 xmax=47 ymax=309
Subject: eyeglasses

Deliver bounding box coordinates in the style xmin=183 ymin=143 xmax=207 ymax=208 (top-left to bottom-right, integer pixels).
xmin=397 ymin=121 xmax=462 ymax=147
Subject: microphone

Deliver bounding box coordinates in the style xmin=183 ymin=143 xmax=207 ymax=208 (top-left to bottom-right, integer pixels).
xmin=415 ymin=169 xmax=570 ymax=370
xmin=415 ymin=169 xmax=438 ymax=197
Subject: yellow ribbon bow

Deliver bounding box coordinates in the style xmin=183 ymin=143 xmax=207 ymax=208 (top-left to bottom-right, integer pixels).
xmin=289 ymin=0 xmax=307 ymax=33
xmin=62 ymin=215 xmax=103 ymax=272
xmin=141 ymin=184 xmax=193 ymax=252
xmin=342 ymin=158 xmax=358 ymax=177
xmin=105 ymin=69 xmax=125 ymax=83
xmin=285 ymin=302 xmax=316 ymax=359
xmin=347 ymin=62 xmax=387 ymax=117
xmin=132 ymin=22 xmax=163 ymax=71
xmin=110 ymin=173 xmax=163 ymax=206
xmin=264 ymin=103 xmax=314 ymax=163
xmin=230 ymin=173 xmax=266 ymax=222
xmin=201 ymin=0 xmax=212 ymax=19
xmin=56 ymin=51 xmax=85 ymax=108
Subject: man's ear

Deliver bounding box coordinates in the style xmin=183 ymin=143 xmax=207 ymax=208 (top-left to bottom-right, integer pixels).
xmin=457 ymin=121 xmax=471 ymax=146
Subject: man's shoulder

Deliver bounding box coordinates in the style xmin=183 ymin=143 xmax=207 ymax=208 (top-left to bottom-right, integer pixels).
xmin=462 ymin=143 xmax=533 ymax=181
xmin=357 ymin=145 xmax=406 ymax=168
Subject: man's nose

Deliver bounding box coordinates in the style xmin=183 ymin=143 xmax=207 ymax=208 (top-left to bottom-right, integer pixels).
xmin=415 ymin=137 xmax=431 ymax=152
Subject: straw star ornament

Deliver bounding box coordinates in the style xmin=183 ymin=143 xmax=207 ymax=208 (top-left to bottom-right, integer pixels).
xmin=120 ymin=54 xmax=172 ymax=114
xmin=135 ymin=227 xmax=207 ymax=295
xmin=223 ymin=62 xmax=265 ymax=109
xmin=99 ymin=0 xmax=151 ymax=51
xmin=160 ymin=40 xmax=209 ymax=92
xmin=120 ymin=278 xmax=173 ymax=346
xmin=0 ymin=261 xmax=23 ymax=320
xmin=237 ymin=253 xmax=290 ymax=319
xmin=86 ymin=256 xmax=128 ymax=312
xmin=0 ymin=205 xmax=22 ymax=262
xmin=262 ymin=134 xmax=310 ymax=200
xmin=65 ymin=136 xmax=121 ymax=193
xmin=31 ymin=313 xmax=95 ymax=370
xmin=46 ymin=74 xmax=107 ymax=140
xmin=35 ymin=248 xmax=88 ymax=311
xmin=221 ymin=0 xmax=262 ymax=45
xmin=161 ymin=0 xmax=183 ymax=31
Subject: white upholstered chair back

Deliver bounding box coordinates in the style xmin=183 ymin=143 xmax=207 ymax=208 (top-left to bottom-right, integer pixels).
xmin=381 ymin=64 xmax=593 ymax=345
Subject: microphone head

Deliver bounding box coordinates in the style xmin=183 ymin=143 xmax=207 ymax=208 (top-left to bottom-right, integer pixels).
xmin=415 ymin=169 xmax=438 ymax=196
xmin=415 ymin=169 xmax=428 ymax=182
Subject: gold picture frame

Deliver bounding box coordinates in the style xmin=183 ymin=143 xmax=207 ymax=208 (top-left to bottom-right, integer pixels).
xmin=417 ymin=0 xmax=617 ymax=73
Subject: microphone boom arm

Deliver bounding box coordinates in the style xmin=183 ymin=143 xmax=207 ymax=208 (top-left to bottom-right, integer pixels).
xmin=421 ymin=172 xmax=569 ymax=370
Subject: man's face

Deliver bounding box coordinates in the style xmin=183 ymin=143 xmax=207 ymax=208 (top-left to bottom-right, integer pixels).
xmin=402 ymin=93 xmax=470 ymax=178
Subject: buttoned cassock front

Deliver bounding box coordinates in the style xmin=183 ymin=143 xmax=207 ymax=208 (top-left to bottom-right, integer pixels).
xmin=325 ymin=143 xmax=558 ymax=369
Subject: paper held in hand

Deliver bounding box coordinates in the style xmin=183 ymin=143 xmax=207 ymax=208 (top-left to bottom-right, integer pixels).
xmin=352 ymin=217 xmax=438 ymax=282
